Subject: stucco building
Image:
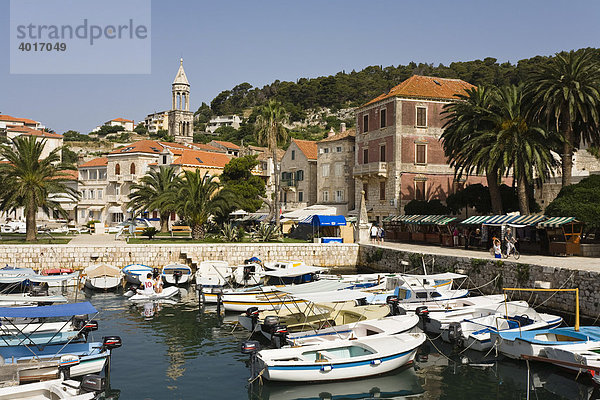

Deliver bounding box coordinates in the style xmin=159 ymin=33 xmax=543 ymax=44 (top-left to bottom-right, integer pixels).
xmin=354 ymin=75 xmax=487 ymax=222
xmin=317 ymin=126 xmax=356 ymax=214
xmin=280 ymin=139 xmax=318 ymax=210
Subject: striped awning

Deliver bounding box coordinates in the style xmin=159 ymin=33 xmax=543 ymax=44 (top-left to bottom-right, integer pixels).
xmin=538 ymin=217 xmax=577 ymax=228
xmin=383 ymin=216 xmax=394 ymax=222
xmin=405 ymin=215 xmax=427 ymax=224
xmin=460 ymin=215 xmax=492 ymax=225
xmin=420 ymin=215 xmax=447 ymax=225
xmin=508 ymin=214 xmax=547 ymax=227
xmin=436 ymin=216 xmax=457 ymax=226
xmin=483 ymin=215 xmax=520 ymax=226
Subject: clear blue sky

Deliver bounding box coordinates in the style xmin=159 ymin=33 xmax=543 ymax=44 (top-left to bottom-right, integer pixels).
xmin=1 ymin=0 xmax=599 ymax=133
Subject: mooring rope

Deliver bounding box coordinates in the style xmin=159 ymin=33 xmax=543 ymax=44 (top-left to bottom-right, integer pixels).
xmin=533 ymin=271 xmax=576 ymax=308
xmin=426 ymin=335 xmax=454 ymax=363
xmin=467 ymin=274 xmax=499 ymax=294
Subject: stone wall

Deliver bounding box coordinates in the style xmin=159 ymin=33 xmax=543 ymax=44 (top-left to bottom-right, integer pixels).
xmin=359 ymin=245 xmax=600 ymax=320
xmin=0 ymin=243 xmax=359 ymax=271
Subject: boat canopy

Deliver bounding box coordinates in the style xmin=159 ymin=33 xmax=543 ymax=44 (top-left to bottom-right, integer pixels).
xmin=262 ymin=265 xmax=326 ymax=278
xmin=0 ymin=272 xmax=79 ymax=284
xmin=0 ymin=301 xmax=97 ymax=318
xmin=0 ymin=294 xmax=68 ymax=303
xmin=299 ymin=215 xmax=346 ymax=226
xmin=84 ymin=264 xmax=121 ymax=278
xmin=292 ymin=289 xmax=368 ymax=303
xmin=278 ymin=280 xmax=349 ymax=295
xmin=401 ymin=272 xmax=467 ymax=281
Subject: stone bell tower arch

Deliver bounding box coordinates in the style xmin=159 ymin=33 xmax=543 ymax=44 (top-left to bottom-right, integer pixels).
xmin=168 ymin=58 xmax=194 ymax=143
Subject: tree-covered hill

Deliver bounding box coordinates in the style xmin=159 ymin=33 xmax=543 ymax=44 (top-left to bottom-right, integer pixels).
xmin=205 ymin=48 xmax=600 ymax=119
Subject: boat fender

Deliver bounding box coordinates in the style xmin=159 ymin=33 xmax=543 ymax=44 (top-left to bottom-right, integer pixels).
xmin=448 ymin=322 xmax=462 ymax=343
xmin=271 ymin=325 xmax=288 ymax=348
xmin=240 ymin=340 xmax=261 ymax=354
xmin=371 ymin=359 xmax=381 ymax=366
xmin=415 ymin=306 xmax=430 ymax=322
xmin=102 ymin=336 xmax=122 ymax=350
xmin=80 ymin=374 xmax=105 ymax=393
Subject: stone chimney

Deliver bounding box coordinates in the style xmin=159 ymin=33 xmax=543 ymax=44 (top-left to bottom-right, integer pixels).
xmin=340 ymin=122 xmax=346 ymax=133
xmin=328 ymin=127 xmax=335 ymax=137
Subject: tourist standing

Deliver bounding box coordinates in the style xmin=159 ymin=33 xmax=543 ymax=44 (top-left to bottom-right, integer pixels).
xmin=452 ymin=227 xmax=459 ymax=247
xmin=492 ymin=237 xmax=502 ymax=258
xmin=378 ymin=225 xmax=385 ymax=243
xmin=370 ymin=224 xmax=378 ymax=243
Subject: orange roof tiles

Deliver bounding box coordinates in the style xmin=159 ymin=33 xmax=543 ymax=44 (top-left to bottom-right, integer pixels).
xmin=0 ymin=115 xmax=39 ymax=125
xmin=111 ymin=118 xmax=134 ymax=123
xmin=109 ymin=140 xmax=164 ymax=155
xmin=171 ymin=149 xmax=231 ymax=168
xmin=362 ymin=75 xmax=475 ymax=107
xmin=318 ymin=128 xmax=356 ymax=143
xmin=61 ymin=169 xmax=79 ymax=180
xmin=292 ymin=139 xmax=318 ymax=160
xmin=7 ymin=126 xmax=62 ymax=139
xmin=79 ymin=157 xmax=108 ymax=168
xmin=211 ymin=140 xmax=240 ymax=150
xmin=188 ymin=142 xmax=222 ymax=152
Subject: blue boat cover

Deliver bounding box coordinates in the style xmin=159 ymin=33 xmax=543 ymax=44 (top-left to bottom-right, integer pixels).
xmin=299 ymin=215 xmax=346 ymax=226
xmin=0 ymin=302 xmax=97 ymax=318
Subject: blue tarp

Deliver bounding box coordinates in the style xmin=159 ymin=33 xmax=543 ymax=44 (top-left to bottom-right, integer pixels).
xmin=299 ymin=215 xmax=347 ymax=226
xmin=0 ymin=302 xmax=97 ymax=318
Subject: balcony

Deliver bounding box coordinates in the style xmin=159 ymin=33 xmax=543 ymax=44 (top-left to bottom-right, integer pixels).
xmin=280 ymin=179 xmax=297 ymax=191
xmin=353 ymin=162 xmax=387 ymax=178
xmin=123 ymin=174 xmax=136 ymax=182
xmin=106 ymin=195 xmax=119 ymax=203
xmin=108 ymin=175 xmax=123 ymax=183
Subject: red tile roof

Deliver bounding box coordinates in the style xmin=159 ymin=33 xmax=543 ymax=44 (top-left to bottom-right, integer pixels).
xmin=210 ymin=140 xmax=240 ymax=150
xmin=61 ymin=169 xmax=79 ymax=180
xmin=171 ymin=149 xmax=231 ymax=168
xmin=318 ymin=128 xmax=356 ymax=143
xmin=79 ymin=157 xmax=108 ymax=168
xmin=188 ymin=142 xmax=223 ymax=152
xmin=111 ymin=118 xmax=134 ymax=123
xmin=109 ymin=140 xmax=164 ymax=155
xmin=256 ymin=148 xmax=285 ymax=162
xmin=0 ymin=115 xmax=39 ymax=125
xmin=363 ymin=75 xmax=475 ymax=107
xmin=7 ymin=126 xmax=62 ymax=139
xmin=292 ymin=139 xmax=318 ymax=160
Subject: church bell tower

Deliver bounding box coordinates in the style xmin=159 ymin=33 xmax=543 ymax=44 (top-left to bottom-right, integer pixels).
xmin=168 ymin=58 xmax=194 ymax=143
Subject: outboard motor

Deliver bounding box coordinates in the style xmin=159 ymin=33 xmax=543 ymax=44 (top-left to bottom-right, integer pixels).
xmin=74 ymin=315 xmax=89 ymax=330
xmin=77 ymin=319 xmax=99 ymax=339
xmin=173 ymin=270 xmax=183 ymax=285
xmin=80 ymin=374 xmax=105 ymax=394
xmin=102 ymin=336 xmax=122 ymax=351
xmin=415 ymin=306 xmax=430 ymax=323
xmin=261 ymin=315 xmax=280 ymax=336
xmin=271 ymin=325 xmax=288 ymax=349
xmin=58 ymin=355 xmax=79 ymax=380
xmin=245 ymin=307 xmax=260 ymax=331
xmin=241 ymin=341 xmax=261 ymax=381
xmin=355 ymin=297 xmax=368 ymax=306
xmin=386 ymin=295 xmax=406 ymax=316
xmin=447 ymin=322 xmax=463 ymax=345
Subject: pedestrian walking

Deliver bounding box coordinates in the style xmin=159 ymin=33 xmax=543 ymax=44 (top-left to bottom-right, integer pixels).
xmin=377 ymin=225 xmax=385 ymax=243
xmin=452 ymin=227 xmax=459 ymax=247
xmin=370 ymin=224 xmax=378 ymax=244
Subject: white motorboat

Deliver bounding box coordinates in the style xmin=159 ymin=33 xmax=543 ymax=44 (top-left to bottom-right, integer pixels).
xmin=161 ymin=263 xmax=192 ymax=286
xmin=492 ymin=326 xmax=600 ymax=360
xmin=438 ymin=301 xmax=562 ymax=351
xmin=286 ymin=314 xmax=420 ymax=346
xmin=251 ymin=332 xmax=426 ymax=382
xmin=82 ymin=264 xmax=122 ymax=291
xmin=544 ymin=342 xmax=600 ymax=378
xmin=0 ymin=375 xmax=105 ymax=400
xmin=232 ymin=262 xmax=265 ymax=286
xmin=195 ymin=260 xmax=232 ymax=288
xmin=0 ymin=293 xmax=69 ymax=307
xmin=263 ymin=260 xmax=326 ymax=284
xmin=122 ymin=264 xmax=153 ymax=285
xmin=129 ymin=286 xmax=180 ymax=301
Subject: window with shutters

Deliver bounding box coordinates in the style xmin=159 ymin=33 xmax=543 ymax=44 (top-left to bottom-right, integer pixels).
xmin=379 ymin=181 xmax=386 ymax=200
xmin=336 ymin=146 xmax=342 ymax=153
xmin=416 ymin=107 xmax=427 ymax=127
xmin=323 ymin=148 xmax=329 ymax=154
xmin=380 ymin=145 xmax=386 ymax=162
xmin=334 ymin=163 xmax=344 ymax=176
xmin=380 ymin=108 xmax=387 ymax=128
xmin=130 ymin=163 xmax=136 ymax=175
xmin=415 ymin=180 xmax=426 ymax=200
xmin=322 ymin=164 xmax=330 ymax=177
xmin=323 ymin=191 xmax=329 ymax=202
xmin=415 ymin=144 xmax=427 ymax=165
xmin=298 ymin=191 xmax=304 ymax=202
xmin=296 ymin=170 xmax=304 ymax=181
xmin=363 ymin=148 xmax=369 ymax=164
xmin=335 ymin=190 xmax=344 ymax=202
xmin=363 ymin=114 xmax=369 ymax=133
xmin=97 ymin=189 xmax=103 ymax=199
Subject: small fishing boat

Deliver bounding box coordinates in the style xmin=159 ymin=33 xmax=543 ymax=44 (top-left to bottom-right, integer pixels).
xmin=232 ymin=262 xmax=265 ymax=286
xmin=161 ymin=263 xmax=192 ymax=286
xmin=439 ymin=301 xmax=562 ymax=351
xmin=0 ymin=375 xmax=105 ymax=400
xmin=264 ymin=260 xmax=325 ymax=284
xmin=82 ymin=264 xmax=122 ymax=291
xmin=122 ymin=264 xmax=153 ymax=285
xmin=544 ymin=342 xmax=600 ymax=379
xmin=195 ymin=260 xmax=232 ymax=288
xmin=492 ymin=326 xmax=600 ymax=360
xmin=250 ymin=332 xmax=426 ymax=382
xmin=129 ymin=286 xmax=180 ymax=301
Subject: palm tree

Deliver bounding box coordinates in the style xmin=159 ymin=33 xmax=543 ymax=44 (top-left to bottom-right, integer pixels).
xmin=0 ymin=136 xmax=78 ymax=241
xmin=484 ymin=86 xmax=556 ymax=214
xmin=175 ymin=170 xmax=230 ymax=239
xmin=128 ymin=166 xmax=180 ymax=233
xmin=255 ymin=100 xmax=288 ymax=227
xmin=442 ymin=86 xmax=504 ymax=213
xmin=526 ymin=49 xmax=600 ymax=187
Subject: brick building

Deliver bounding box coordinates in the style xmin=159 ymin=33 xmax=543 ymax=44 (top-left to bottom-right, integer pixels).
xmin=354 ymin=75 xmax=488 ymax=222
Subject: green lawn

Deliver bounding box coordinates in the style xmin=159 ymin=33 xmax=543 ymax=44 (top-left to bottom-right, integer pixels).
xmin=0 ymin=233 xmax=72 ymax=244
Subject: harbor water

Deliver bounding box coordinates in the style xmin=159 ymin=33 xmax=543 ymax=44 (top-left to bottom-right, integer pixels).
xmin=72 ymin=287 xmax=596 ymax=400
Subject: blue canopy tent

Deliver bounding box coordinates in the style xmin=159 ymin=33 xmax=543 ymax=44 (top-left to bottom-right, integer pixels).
xmin=299 ymin=215 xmax=346 ymax=242
xmin=0 ymin=302 xmax=97 ymax=319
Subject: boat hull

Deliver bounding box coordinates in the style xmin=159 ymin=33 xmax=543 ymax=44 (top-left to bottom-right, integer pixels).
xmin=84 ymin=276 xmax=121 ymax=290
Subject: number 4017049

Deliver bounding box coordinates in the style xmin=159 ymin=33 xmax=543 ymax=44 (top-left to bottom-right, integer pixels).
xmin=18 ymin=42 xmax=67 ymax=51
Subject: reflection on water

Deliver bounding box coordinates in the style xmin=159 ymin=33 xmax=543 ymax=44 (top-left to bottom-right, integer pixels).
xmin=56 ymin=287 xmax=599 ymax=400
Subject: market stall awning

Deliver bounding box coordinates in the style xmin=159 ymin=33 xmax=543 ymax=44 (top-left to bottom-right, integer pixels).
xmin=419 ymin=215 xmax=447 ymax=225
xmin=482 ymin=215 xmax=520 ymax=226
xmin=537 ymin=216 xmax=578 ymax=228
xmin=436 ymin=216 xmax=457 ymax=225
xmin=460 ymin=215 xmax=492 ymax=225
xmin=405 ymin=215 xmax=427 ymax=224
xmin=508 ymin=214 xmax=547 ymax=227
xmin=299 ymin=215 xmax=346 ymax=226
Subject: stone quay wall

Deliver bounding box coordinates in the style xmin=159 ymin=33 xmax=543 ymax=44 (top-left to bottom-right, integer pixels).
xmin=0 ymin=243 xmax=359 ymax=271
xmin=359 ymin=245 xmax=600 ymax=320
